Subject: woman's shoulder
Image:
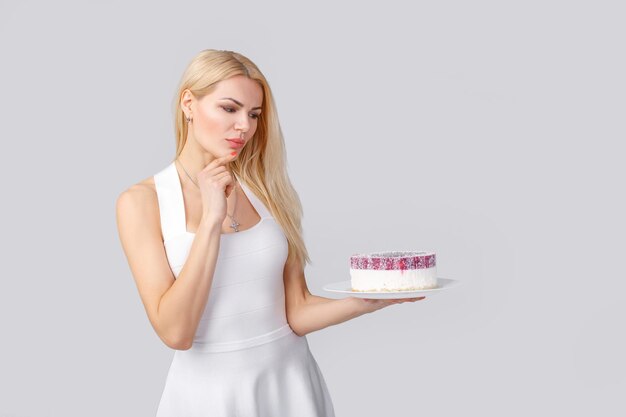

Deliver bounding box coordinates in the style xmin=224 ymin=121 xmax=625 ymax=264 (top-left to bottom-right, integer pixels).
xmin=116 ymin=175 xmax=164 ymax=241
xmin=117 ymin=176 xmax=159 ymax=221
xmin=123 ymin=176 xmax=156 ymax=198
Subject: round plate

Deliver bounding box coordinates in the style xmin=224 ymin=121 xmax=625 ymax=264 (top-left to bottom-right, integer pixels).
xmin=322 ymin=277 xmax=461 ymax=299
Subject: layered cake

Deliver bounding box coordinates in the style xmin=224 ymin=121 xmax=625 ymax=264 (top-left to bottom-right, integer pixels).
xmin=350 ymin=251 xmax=437 ymax=292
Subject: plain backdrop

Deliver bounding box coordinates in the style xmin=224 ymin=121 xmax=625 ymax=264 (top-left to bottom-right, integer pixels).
xmin=1 ymin=0 xmax=624 ymax=416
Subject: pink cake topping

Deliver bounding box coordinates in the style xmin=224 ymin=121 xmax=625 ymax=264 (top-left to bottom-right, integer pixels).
xmin=350 ymin=251 xmax=436 ymax=270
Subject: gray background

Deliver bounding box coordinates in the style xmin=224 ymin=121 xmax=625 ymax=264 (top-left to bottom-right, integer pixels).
xmin=1 ymin=0 xmax=624 ymax=416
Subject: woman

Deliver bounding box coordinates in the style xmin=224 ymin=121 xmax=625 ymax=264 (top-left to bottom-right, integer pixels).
xmin=116 ymin=49 xmax=425 ymax=416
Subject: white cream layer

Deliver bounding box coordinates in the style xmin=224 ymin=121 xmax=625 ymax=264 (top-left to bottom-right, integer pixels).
xmin=350 ymin=267 xmax=437 ymax=291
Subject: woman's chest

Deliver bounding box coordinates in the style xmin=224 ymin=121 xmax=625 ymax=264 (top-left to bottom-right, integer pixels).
xmin=163 ymin=219 xmax=289 ymax=280
xmin=182 ymin=187 xmax=262 ymax=235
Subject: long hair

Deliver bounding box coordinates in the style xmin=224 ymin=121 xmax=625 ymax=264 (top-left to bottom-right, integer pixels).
xmin=170 ymin=49 xmax=311 ymax=268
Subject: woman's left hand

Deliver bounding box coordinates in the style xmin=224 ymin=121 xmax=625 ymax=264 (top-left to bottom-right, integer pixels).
xmin=351 ymin=296 xmax=426 ymax=315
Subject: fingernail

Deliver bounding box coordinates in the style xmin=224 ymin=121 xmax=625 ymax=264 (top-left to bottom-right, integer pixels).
xmin=230 ymin=151 xmax=237 ymax=156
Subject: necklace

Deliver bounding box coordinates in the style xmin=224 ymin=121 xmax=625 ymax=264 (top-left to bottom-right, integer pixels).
xmin=175 ymin=159 xmax=241 ymax=232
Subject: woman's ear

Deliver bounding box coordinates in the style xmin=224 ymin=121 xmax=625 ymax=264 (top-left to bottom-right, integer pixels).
xmin=180 ymin=89 xmax=195 ymax=116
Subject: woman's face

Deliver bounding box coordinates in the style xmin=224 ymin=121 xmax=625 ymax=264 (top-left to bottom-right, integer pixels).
xmin=183 ymin=75 xmax=263 ymax=159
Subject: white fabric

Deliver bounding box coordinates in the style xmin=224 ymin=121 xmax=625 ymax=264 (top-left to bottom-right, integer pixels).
xmin=153 ymin=161 xmax=335 ymax=416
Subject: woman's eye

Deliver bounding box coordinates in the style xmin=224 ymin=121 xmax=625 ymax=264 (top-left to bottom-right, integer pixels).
xmin=222 ymin=106 xmax=260 ymax=119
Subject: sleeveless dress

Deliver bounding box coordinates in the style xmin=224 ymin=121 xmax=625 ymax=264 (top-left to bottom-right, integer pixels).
xmin=152 ymin=161 xmax=335 ymax=417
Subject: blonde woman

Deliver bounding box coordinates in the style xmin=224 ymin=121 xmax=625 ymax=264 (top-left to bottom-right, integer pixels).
xmin=116 ymin=49 xmax=424 ymax=416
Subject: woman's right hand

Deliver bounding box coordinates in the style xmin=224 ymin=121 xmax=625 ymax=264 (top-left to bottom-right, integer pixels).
xmin=197 ymin=152 xmax=238 ymax=225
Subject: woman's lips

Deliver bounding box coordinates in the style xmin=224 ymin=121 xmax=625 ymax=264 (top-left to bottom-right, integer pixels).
xmin=226 ymin=139 xmax=244 ymax=149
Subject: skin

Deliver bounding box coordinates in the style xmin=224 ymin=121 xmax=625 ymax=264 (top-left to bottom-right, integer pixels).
xmin=120 ymin=75 xmax=424 ymax=347
xmin=176 ymin=75 xmax=264 ymax=232
xmin=177 ymin=74 xmax=425 ymax=315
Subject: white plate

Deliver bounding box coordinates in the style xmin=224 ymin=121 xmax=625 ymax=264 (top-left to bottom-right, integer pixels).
xmin=322 ymin=277 xmax=460 ymax=299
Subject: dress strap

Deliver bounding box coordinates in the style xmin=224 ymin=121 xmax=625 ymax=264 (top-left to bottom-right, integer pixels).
xmin=235 ymin=174 xmax=274 ymax=219
xmin=153 ymin=162 xmax=187 ymax=241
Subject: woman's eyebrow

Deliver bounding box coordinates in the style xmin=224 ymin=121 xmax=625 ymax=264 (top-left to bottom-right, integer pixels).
xmin=220 ymin=97 xmax=262 ymax=110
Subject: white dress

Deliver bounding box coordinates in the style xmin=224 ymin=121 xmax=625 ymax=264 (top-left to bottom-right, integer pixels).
xmin=153 ymin=161 xmax=335 ymax=417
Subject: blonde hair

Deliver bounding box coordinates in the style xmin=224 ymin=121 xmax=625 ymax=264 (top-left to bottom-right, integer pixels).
xmin=170 ymin=49 xmax=311 ymax=268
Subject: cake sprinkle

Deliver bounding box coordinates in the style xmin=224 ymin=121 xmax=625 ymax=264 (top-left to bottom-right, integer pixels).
xmin=350 ymin=250 xmax=436 ymax=270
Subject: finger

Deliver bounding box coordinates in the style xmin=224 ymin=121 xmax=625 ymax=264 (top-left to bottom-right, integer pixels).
xmin=203 ymin=172 xmax=231 ymax=189
xmin=217 ymin=172 xmax=234 ymax=187
xmin=205 ymin=152 xmax=238 ymax=170
xmin=213 ymin=171 xmax=231 ymax=182
xmin=225 ymin=183 xmax=234 ymax=198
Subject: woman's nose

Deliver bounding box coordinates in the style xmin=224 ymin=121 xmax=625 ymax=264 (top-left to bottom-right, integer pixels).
xmin=234 ymin=115 xmax=250 ymax=132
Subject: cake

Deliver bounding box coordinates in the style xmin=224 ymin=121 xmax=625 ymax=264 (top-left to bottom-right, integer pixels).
xmin=350 ymin=251 xmax=437 ymax=292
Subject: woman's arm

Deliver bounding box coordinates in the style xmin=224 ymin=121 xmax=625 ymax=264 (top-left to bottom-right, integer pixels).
xmin=283 ymin=256 xmax=425 ymax=336
xmin=288 ymin=295 xmax=364 ymax=336
xmin=116 ymin=187 xmax=223 ymax=350
xmin=155 ymin=217 xmax=223 ymax=348
xmin=289 ymin=294 xmax=425 ymax=336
